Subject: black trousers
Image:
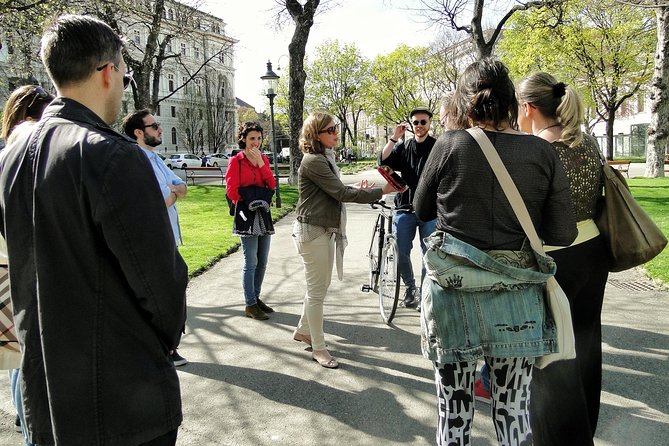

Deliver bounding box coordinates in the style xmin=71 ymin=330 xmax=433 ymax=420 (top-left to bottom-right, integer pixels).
xmin=530 ymin=235 xmax=609 ymax=446
xmin=138 ymin=428 xmax=178 ymax=446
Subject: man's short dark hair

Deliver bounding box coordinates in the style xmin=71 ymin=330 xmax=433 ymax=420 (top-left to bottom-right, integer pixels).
xmin=122 ymin=109 xmax=152 ymax=140
xmin=410 ymin=107 xmax=433 ymax=119
xmin=40 ymin=14 xmax=124 ymax=88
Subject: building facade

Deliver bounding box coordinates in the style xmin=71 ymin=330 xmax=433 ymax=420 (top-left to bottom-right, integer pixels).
xmin=0 ymin=1 xmax=238 ymax=154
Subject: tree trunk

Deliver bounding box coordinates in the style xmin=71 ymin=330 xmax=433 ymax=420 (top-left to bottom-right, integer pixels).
xmin=646 ymin=6 xmax=669 ymax=178
xmin=606 ymin=110 xmax=615 ymax=160
xmin=286 ymin=0 xmax=320 ymax=184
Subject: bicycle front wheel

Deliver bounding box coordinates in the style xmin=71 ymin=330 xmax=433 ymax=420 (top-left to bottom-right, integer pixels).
xmin=378 ymin=236 xmax=400 ymax=324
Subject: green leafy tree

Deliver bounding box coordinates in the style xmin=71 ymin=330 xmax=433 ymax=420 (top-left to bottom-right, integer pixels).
xmin=499 ymin=0 xmax=655 ymax=160
xmin=272 ymin=0 xmax=328 ymax=183
xmin=306 ymin=40 xmax=370 ymax=149
xmin=417 ymin=0 xmax=565 ymax=58
xmin=367 ymin=45 xmax=443 ymax=129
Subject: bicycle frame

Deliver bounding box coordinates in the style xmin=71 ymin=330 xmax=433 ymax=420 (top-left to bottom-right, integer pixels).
xmin=362 ymin=199 xmax=401 ymax=324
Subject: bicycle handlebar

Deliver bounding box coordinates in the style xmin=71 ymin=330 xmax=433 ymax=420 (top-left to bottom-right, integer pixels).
xmin=370 ymin=199 xmax=393 ymax=210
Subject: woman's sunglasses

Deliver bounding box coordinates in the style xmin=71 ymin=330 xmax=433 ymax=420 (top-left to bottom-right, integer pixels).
xmin=412 ymin=119 xmax=429 ymax=126
xmin=319 ymin=124 xmax=339 ymax=135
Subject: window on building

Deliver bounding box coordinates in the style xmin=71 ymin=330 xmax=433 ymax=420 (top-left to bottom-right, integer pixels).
xmin=168 ymin=9 xmax=174 ymax=20
xmin=199 ymin=109 xmax=203 ymax=120
xmin=194 ymin=47 xmax=200 ymax=59
xmin=133 ymin=30 xmax=140 ymax=45
xmin=182 ymin=76 xmax=188 ymax=94
xmin=171 ymin=128 xmax=177 ymax=145
xmin=186 ymin=108 xmax=190 ymax=118
xmin=166 ymin=42 xmax=172 ymax=53
xmin=168 ymin=74 xmax=174 ymax=92
xmin=171 ymin=106 xmax=176 ymax=118
xmin=195 ymin=79 xmax=202 ymax=96
xmin=180 ymin=43 xmax=187 ymax=56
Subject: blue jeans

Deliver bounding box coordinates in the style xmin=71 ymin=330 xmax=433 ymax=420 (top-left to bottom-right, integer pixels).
xmin=240 ymin=235 xmax=271 ymax=306
xmin=10 ymin=368 xmax=32 ymax=446
xmin=480 ymin=361 xmax=490 ymax=391
xmin=392 ymin=211 xmax=436 ymax=291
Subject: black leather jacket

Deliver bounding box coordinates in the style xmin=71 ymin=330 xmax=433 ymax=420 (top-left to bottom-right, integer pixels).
xmin=0 ymin=98 xmax=187 ymax=445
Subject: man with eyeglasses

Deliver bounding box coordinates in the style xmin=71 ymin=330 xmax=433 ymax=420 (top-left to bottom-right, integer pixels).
xmin=379 ymin=107 xmax=438 ymax=309
xmin=123 ymin=110 xmax=188 ymax=367
xmin=0 ymin=15 xmax=187 ymax=446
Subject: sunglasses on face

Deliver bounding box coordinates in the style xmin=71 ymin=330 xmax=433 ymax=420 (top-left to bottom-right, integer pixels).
xmin=319 ymin=124 xmax=339 ymax=135
xmin=412 ymin=119 xmax=429 ymax=126
xmin=96 ymin=63 xmax=133 ymax=90
xmin=142 ymin=122 xmax=161 ymax=131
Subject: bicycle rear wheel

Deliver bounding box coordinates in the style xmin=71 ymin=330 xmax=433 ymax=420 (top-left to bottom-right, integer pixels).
xmin=366 ymin=214 xmax=383 ymax=293
xmin=378 ymin=236 xmax=400 ymax=324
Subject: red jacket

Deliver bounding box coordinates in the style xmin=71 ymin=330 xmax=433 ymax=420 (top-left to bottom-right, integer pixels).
xmin=225 ymin=152 xmax=276 ymax=203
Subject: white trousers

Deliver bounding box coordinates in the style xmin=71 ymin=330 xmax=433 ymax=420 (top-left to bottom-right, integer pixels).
xmin=294 ymin=232 xmax=335 ymax=351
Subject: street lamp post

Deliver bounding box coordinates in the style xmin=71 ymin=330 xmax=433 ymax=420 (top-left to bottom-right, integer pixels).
xmin=261 ymin=60 xmax=281 ymax=208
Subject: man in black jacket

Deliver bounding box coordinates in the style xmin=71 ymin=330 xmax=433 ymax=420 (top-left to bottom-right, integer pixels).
xmin=379 ymin=107 xmax=438 ymax=309
xmin=0 ymin=15 xmax=187 ymax=446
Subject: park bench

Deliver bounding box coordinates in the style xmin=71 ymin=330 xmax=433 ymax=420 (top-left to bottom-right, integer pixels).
xmin=607 ymin=160 xmax=631 ymax=178
xmin=183 ymin=166 xmax=225 ymax=185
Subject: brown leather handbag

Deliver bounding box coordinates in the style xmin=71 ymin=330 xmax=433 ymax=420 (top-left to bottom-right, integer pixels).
xmin=595 ymin=154 xmax=667 ymax=272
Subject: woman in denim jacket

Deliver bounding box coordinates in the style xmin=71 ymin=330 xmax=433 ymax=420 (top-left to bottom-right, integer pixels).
xmin=413 ymin=59 xmax=577 ymax=445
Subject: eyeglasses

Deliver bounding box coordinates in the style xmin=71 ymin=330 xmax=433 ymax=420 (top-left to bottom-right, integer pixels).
xmin=96 ymin=63 xmax=133 ymax=90
xmin=412 ymin=119 xmax=429 ymax=126
xmin=319 ymin=124 xmax=339 ymax=135
xmin=142 ymin=122 xmax=161 ymax=131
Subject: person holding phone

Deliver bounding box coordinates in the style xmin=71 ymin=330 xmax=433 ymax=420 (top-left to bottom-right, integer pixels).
xmin=379 ymin=107 xmax=437 ymax=309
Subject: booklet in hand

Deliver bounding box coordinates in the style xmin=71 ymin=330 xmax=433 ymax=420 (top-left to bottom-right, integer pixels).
xmin=377 ymin=165 xmax=409 ymax=192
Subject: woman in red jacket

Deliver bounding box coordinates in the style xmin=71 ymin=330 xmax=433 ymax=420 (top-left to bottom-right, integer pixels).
xmin=225 ymin=122 xmax=277 ymax=320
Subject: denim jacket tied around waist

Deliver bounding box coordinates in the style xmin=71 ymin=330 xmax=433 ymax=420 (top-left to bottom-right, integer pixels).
xmin=420 ymin=231 xmax=558 ymax=364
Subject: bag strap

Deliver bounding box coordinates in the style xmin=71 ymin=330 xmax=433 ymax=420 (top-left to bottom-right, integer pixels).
xmin=466 ymin=128 xmax=546 ymax=256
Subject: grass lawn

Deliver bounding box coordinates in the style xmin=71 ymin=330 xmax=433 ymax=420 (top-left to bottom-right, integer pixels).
xmin=628 ymin=177 xmax=669 ymax=283
xmin=177 ymin=184 xmax=298 ymax=278
xmin=176 ymin=176 xmax=669 ymax=285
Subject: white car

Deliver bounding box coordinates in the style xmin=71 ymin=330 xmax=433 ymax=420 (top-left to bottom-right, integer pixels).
xmin=207 ymin=153 xmax=229 ymax=168
xmin=165 ymin=153 xmax=202 ymax=170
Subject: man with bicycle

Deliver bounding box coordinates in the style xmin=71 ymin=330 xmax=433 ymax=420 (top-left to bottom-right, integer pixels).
xmin=379 ymin=107 xmax=437 ymax=309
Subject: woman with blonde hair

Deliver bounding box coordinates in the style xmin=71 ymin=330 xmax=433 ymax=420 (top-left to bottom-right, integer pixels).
xmin=292 ymin=111 xmax=396 ymax=369
xmin=517 ymin=72 xmax=608 ymax=446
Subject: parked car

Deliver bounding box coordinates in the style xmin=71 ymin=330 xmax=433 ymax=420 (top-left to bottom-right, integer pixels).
xmin=208 ymin=153 xmax=229 ymax=168
xmin=165 ymin=153 xmax=202 ymax=170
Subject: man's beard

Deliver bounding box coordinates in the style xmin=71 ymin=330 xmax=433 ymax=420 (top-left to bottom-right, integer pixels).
xmin=144 ymin=134 xmax=162 ymax=147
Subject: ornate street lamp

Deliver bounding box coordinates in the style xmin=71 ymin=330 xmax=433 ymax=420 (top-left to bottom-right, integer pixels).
xmin=260 ymin=60 xmax=281 ymax=208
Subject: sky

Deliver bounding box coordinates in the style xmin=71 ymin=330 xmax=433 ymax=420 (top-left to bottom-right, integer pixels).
xmin=202 ymin=0 xmax=434 ymax=111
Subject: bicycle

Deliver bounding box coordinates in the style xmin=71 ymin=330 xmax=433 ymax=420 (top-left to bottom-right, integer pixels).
xmin=361 ymin=198 xmax=401 ymax=324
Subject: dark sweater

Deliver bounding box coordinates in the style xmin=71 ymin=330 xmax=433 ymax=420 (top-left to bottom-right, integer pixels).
xmin=414 ymin=129 xmax=577 ymax=250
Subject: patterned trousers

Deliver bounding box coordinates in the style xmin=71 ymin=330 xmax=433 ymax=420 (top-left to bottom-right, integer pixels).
xmin=433 ymin=357 xmax=533 ymax=446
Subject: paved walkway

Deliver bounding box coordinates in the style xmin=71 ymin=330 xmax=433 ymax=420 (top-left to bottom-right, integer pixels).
xmin=0 ymin=168 xmax=666 ymax=445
